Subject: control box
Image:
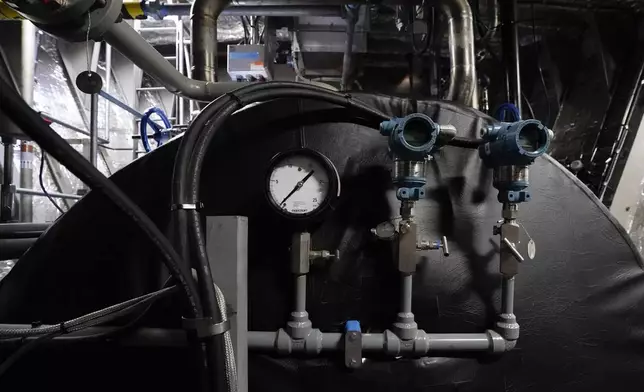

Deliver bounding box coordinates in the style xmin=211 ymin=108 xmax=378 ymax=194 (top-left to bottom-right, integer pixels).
xmin=227 ymin=44 xmax=272 ymax=82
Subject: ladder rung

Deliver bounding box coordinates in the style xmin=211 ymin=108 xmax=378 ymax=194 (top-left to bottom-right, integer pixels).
xmin=137 ymin=86 xmax=166 ymax=91
xmin=164 ymin=56 xmax=177 ymax=61
xmin=183 ymin=40 xmax=191 ymax=45
xmin=137 ymin=27 xmax=177 ymax=32
xmin=135 ymin=117 xmax=177 ymax=122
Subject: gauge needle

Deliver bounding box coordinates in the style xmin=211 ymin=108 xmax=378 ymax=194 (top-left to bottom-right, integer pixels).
xmin=280 ymin=170 xmax=315 ymax=205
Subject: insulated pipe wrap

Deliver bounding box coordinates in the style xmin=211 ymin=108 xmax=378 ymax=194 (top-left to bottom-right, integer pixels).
xmin=439 ymin=0 xmax=479 ymax=108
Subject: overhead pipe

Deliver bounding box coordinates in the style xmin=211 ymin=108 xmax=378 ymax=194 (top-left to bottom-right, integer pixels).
xmin=191 ymin=0 xmax=229 ymax=83
xmin=340 ymin=5 xmax=360 ymax=91
xmin=103 ymin=21 xmax=247 ymax=101
xmin=438 ymin=0 xmax=479 ymax=108
xmin=156 ymin=4 xmax=343 ymax=17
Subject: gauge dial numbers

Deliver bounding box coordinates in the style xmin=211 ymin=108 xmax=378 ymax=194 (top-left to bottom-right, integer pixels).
xmin=265 ymin=149 xmax=340 ymax=219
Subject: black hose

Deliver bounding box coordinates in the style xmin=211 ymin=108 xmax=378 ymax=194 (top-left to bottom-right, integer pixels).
xmin=449 ymin=136 xmax=484 ymax=149
xmin=0 ymin=285 xmax=178 ymax=380
xmin=0 ymin=75 xmax=201 ymax=318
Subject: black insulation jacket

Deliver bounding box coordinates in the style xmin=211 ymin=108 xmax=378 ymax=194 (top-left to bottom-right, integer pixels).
xmin=0 ymin=76 xmax=202 ymax=318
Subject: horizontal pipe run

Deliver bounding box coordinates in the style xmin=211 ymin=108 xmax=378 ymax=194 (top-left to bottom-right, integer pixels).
xmin=16 ymin=187 xmax=82 ymax=200
xmin=40 ymin=113 xmax=109 ymax=144
xmin=161 ymin=4 xmax=343 ymax=17
xmin=0 ymin=326 xmax=512 ymax=354
xmin=248 ymin=330 xmax=507 ymax=355
xmin=103 ymin=21 xmax=248 ymax=102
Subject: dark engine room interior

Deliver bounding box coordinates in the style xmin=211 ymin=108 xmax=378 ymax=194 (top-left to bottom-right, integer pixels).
xmin=1 ymin=0 xmax=644 ymax=391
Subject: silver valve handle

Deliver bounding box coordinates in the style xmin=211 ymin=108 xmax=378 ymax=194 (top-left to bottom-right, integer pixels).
xmin=417 ymin=236 xmax=449 ymax=256
xmin=502 ymin=237 xmax=525 ymax=262
xmin=309 ymin=249 xmax=340 ymax=267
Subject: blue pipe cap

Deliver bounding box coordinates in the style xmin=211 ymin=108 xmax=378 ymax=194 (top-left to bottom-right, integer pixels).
xmin=380 ymin=113 xmax=439 ymax=161
xmin=345 ymin=320 xmax=361 ymax=333
xmin=479 ymin=120 xmax=553 ymax=167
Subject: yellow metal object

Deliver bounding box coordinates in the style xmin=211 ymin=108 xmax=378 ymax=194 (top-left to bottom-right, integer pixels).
xmin=0 ymin=1 xmax=23 ymax=20
xmin=122 ymin=0 xmax=145 ymax=19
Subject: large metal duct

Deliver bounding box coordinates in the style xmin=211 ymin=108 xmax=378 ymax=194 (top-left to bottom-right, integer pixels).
xmin=191 ymin=0 xmax=229 ymax=83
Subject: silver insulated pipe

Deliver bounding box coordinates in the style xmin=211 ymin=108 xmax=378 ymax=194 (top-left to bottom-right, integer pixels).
xmin=191 ymin=0 xmax=230 ymax=82
xmin=439 ymin=0 xmax=479 ymax=108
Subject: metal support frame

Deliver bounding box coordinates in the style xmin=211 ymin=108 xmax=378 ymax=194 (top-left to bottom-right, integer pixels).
xmin=16 ymin=187 xmax=82 ymax=200
xmin=89 ymin=93 xmax=99 ymax=167
xmin=0 ymin=137 xmax=15 ymax=222
xmin=205 ymin=216 xmax=248 ymax=392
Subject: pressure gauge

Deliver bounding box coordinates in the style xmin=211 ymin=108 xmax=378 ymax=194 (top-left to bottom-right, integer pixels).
xmin=265 ymin=149 xmax=340 ymax=219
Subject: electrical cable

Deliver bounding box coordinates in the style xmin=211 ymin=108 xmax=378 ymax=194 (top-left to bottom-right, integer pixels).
xmin=38 ymin=151 xmax=65 ymax=215
xmin=0 ymin=76 xmax=202 ymax=320
xmin=240 ymin=16 xmax=249 ymax=44
xmin=522 ymin=91 xmax=536 ymax=119
xmin=0 ymin=285 xmax=177 ymax=338
xmin=0 ymin=285 xmax=178 ymax=379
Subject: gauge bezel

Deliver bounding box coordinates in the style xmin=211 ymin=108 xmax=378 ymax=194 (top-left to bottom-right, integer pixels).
xmin=265 ymin=148 xmax=341 ymax=220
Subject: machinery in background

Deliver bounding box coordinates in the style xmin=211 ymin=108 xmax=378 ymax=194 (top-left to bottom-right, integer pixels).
xmin=227 ymin=44 xmax=272 ymax=82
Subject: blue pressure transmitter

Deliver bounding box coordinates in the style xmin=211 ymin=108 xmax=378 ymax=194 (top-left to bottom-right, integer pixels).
xmin=478 ymin=120 xmax=553 ymax=168
xmin=380 ymin=113 xmax=456 ymax=160
xmin=380 ymin=114 xmax=456 ymax=202
xmin=478 ymin=120 xmax=553 ymax=204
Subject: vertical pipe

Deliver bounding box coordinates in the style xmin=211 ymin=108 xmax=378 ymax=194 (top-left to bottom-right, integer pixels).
xmin=1 ymin=137 xmax=14 ymax=222
xmin=105 ymin=44 xmax=112 ymax=140
xmin=340 ymin=5 xmax=359 ymax=91
xmin=183 ymin=43 xmax=195 ymax=117
xmin=501 ymin=276 xmax=515 ymax=314
xmin=250 ymin=16 xmax=260 ymax=45
xmin=441 ymin=0 xmax=479 ymax=108
xmin=19 ymin=142 xmax=33 ymax=222
xmin=19 ymin=21 xmax=36 ymax=223
xmin=294 ymin=274 xmax=307 ymax=313
xmin=89 ymin=94 xmax=99 ymax=167
xmin=500 ymin=0 xmax=521 ymax=112
xmin=191 ymin=0 xmax=229 ymax=83
xmin=401 ymin=274 xmax=413 ymax=314
xmin=177 ymin=19 xmax=185 ymax=124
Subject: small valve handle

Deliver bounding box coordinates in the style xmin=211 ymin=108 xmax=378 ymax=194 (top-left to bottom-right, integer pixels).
xmin=502 ymin=238 xmax=525 ymax=262
xmin=416 ymin=236 xmax=449 ymax=256
xmin=309 ymin=249 xmax=340 ymax=266
xmin=441 ymin=236 xmax=449 ymax=256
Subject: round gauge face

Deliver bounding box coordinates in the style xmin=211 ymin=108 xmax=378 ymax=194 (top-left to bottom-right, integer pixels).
xmin=268 ymin=154 xmax=331 ymax=216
